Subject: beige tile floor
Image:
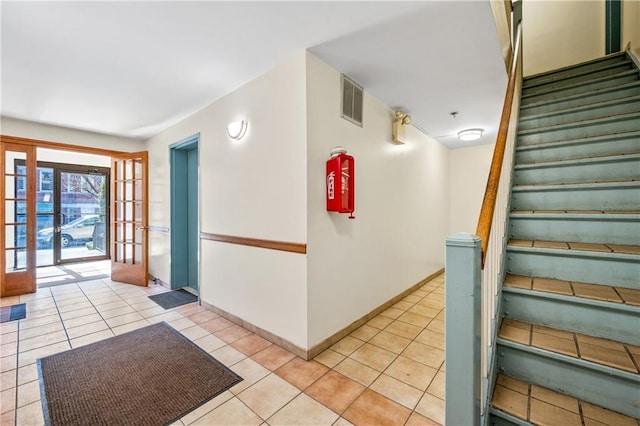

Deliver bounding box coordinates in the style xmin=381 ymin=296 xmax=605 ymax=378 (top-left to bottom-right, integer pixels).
xmin=0 ymin=273 xmax=445 ymax=426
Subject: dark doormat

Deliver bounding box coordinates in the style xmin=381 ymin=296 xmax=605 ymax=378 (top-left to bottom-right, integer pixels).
xmin=38 ymin=322 xmax=242 ymax=426
xmin=0 ymin=303 xmax=26 ymax=323
xmin=148 ymin=289 xmax=198 ymax=309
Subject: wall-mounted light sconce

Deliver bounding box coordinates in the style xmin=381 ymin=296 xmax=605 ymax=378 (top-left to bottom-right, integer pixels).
xmin=392 ymin=110 xmax=412 ymax=144
xmin=227 ymin=120 xmax=248 ymax=140
xmin=458 ymin=128 xmax=484 ymax=141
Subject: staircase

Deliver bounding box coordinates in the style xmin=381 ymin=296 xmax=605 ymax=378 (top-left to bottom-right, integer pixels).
xmin=489 ymin=52 xmax=640 ymax=425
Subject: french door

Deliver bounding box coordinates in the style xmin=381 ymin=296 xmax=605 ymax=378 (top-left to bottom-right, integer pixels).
xmin=16 ymin=161 xmax=110 ymax=267
xmin=111 ymin=152 xmax=148 ymax=286
xmin=1 ymin=142 xmax=36 ymax=296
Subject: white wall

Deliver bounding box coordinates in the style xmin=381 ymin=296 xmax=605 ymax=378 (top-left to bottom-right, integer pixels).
xmin=491 ymin=0 xmax=513 ymax=70
xmin=305 ymin=52 xmax=450 ymax=347
xmin=523 ymin=0 xmax=605 ymax=76
xmin=144 ymin=52 xmax=309 ymax=348
xmin=622 ymin=0 xmax=640 ymax=51
xmin=449 ymin=143 xmax=495 ymax=235
xmin=37 ymin=148 xmax=110 ymax=167
xmin=1 ymin=116 xmax=144 ymax=152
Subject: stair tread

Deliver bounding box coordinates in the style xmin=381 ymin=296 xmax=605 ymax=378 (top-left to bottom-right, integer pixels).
xmin=504 ymin=274 xmax=640 ymax=306
xmin=515 ymin=151 xmax=640 ymax=168
xmin=518 ymin=111 xmax=640 ymax=136
xmin=497 ymin=319 xmax=640 ymax=374
xmin=524 ymin=51 xmax=628 ymax=82
xmin=511 ymin=209 xmax=640 ymax=215
xmin=521 ymin=69 xmax=639 ymax=99
xmin=508 ymin=239 xmax=640 ymax=255
xmin=523 ymin=61 xmax=634 ymax=91
xmin=491 ymin=373 xmax=639 ymax=425
xmin=513 ymin=180 xmax=640 ymax=191
xmin=516 ymin=130 xmax=640 ymax=151
xmin=520 ymin=94 xmax=640 ymax=122
xmin=520 ymin=80 xmax=640 ymax=110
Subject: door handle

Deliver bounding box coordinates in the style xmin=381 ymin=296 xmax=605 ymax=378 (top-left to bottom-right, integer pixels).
xmin=135 ymin=226 xmax=148 ymax=232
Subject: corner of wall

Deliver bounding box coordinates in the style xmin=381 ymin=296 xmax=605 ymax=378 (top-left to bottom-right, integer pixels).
xmin=304 ymin=53 xmax=451 ymax=348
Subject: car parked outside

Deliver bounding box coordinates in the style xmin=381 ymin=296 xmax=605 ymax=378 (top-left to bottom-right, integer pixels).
xmin=37 ymin=214 xmax=101 ymax=248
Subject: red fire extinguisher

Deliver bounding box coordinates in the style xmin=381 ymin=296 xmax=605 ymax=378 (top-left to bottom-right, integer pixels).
xmin=326 ymin=147 xmax=355 ymax=219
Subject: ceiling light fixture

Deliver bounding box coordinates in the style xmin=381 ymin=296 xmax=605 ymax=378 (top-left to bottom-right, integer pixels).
xmin=227 ymin=120 xmax=248 ymax=140
xmin=458 ymin=128 xmax=484 ymax=141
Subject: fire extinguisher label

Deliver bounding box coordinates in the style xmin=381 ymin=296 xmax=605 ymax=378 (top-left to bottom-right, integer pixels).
xmin=327 ymin=171 xmax=335 ymax=200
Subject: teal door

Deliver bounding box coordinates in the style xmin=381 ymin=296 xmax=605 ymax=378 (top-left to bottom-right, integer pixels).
xmin=186 ymin=148 xmax=198 ymax=292
xmin=170 ymin=135 xmax=199 ymax=293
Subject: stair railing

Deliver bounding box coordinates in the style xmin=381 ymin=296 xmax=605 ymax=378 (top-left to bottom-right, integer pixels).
xmin=445 ymin=21 xmax=523 ymax=426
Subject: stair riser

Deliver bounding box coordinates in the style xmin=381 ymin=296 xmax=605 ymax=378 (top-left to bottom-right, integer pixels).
xmin=516 ymin=137 xmax=640 ymax=163
xmin=502 ymin=291 xmax=640 ymax=345
xmin=506 ymin=249 xmax=639 ymax=288
xmin=514 ymin=157 xmax=640 ymax=185
xmin=497 ymin=344 xmax=640 ymax=418
xmin=488 ymin=413 xmax=524 ymax=426
xmin=512 ymin=185 xmax=640 ymax=211
xmin=518 ymin=115 xmax=640 ymax=145
xmin=523 ymin=63 xmax=634 ymax=96
xmin=521 ymin=73 xmax=638 ymax=105
xmin=524 ymin=55 xmax=629 ymax=87
xmin=518 ymin=98 xmax=640 ymax=130
xmin=520 ymin=84 xmax=640 ymax=116
xmin=509 ymin=217 xmax=640 ymax=245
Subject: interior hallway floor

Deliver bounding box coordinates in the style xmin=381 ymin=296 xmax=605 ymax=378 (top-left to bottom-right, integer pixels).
xmin=0 ymin=273 xmax=445 ymax=425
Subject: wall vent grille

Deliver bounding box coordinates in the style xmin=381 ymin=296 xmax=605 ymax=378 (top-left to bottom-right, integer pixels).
xmin=341 ymin=74 xmax=363 ymax=127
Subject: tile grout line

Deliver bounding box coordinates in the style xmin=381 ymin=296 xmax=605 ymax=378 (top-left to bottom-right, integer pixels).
xmin=622 ymin=344 xmax=640 ymax=374
xmin=13 ymin=317 xmax=21 ymax=426
xmin=342 ymin=279 xmax=445 ymax=421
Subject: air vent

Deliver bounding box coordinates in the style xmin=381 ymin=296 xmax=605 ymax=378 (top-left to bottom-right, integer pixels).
xmin=341 ymin=74 xmax=363 ymax=127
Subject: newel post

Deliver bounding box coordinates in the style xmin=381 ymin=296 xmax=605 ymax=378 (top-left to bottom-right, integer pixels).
xmin=445 ymin=233 xmax=482 ymax=426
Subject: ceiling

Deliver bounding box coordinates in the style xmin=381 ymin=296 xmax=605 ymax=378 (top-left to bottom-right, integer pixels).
xmin=1 ymin=1 xmax=507 ymax=148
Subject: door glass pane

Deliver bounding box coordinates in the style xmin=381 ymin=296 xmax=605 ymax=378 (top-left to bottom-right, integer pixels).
xmin=5 ymin=224 xmax=27 ymax=248
xmin=135 ymin=179 xmax=142 ymax=199
xmin=60 ymin=171 xmax=107 ymax=261
xmin=125 ymin=160 xmax=133 ymax=180
xmin=5 ymin=152 xmax=26 ymax=170
xmin=35 ymin=166 xmax=54 ymax=267
xmin=6 ymin=249 xmax=27 ymax=272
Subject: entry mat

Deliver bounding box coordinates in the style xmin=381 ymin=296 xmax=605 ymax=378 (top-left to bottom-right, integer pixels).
xmin=0 ymin=303 xmax=26 ymax=323
xmin=38 ymin=322 xmax=242 ymax=426
xmin=148 ymin=289 xmax=198 ymax=309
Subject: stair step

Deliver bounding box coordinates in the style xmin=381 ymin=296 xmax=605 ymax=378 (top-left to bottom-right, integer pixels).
xmin=523 ymin=51 xmax=629 ymax=87
xmin=516 ymin=131 xmax=640 ymax=163
xmin=522 ymin=61 xmax=635 ymax=95
xmin=518 ymin=112 xmax=640 ymax=145
xmin=501 ymin=279 xmax=639 ymax=348
xmin=511 ymin=180 xmax=640 ymax=211
xmin=520 ymin=69 xmax=639 ymax=105
xmin=490 ymin=374 xmax=639 ymax=425
xmin=520 ymin=81 xmax=640 ymax=116
xmin=504 ymin=274 xmax=640 ymax=306
xmin=508 ymin=239 xmax=639 ymax=255
xmin=498 ymin=319 xmax=639 ymax=373
xmin=513 ymin=152 xmax=640 ymax=185
xmin=518 ymin=95 xmax=640 ymax=130
xmin=505 ymin=239 xmax=639 ymax=288
xmin=509 ymin=210 xmax=640 ymax=245
xmin=495 ymin=322 xmax=640 ymax=419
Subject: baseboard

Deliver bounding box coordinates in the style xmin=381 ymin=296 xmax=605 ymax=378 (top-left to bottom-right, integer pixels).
xmin=200 ymin=268 xmax=445 ymax=361
xmin=199 ymin=300 xmax=309 ymax=360
xmin=307 ymin=268 xmax=445 ymax=359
